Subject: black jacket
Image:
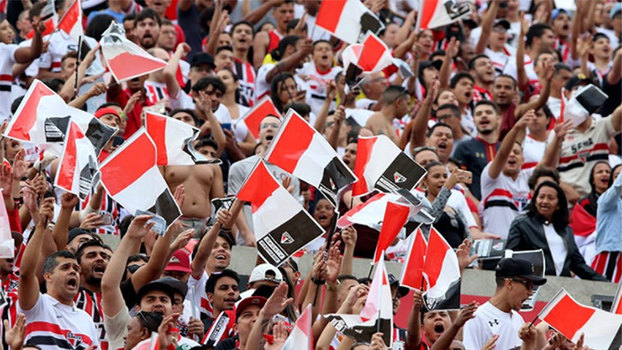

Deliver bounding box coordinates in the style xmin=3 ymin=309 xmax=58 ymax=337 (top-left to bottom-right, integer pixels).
xmin=505 ymin=214 xmax=607 ymax=281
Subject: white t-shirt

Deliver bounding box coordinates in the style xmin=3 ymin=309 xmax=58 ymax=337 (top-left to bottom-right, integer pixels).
xmin=543 ymin=223 xmax=567 ymax=275
xmin=19 ymin=293 xmax=100 ymax=350
xmin=187 ymin=271 xmax=212 ymax=319
xmin=255 ymin=63 xmax=275 ymax=102
xmin=480 ymin=163 xmax=534 ymax=239
xmin=214 ymin=104 xmax=251 ymax=142
xmin=0 ymin=42 xmax=18 ymax=121
xmin=522 ymin=134 xmax=545 ymax=169
xmin=463 ymin=301 xmax=524 ymax=350
xmin=484 ymin=46 xmax=516 ymax=75
xmin=503 ymin=54 xmax=538 ymax=86
xmin=296 ymin=61 xmax=342 ymax=116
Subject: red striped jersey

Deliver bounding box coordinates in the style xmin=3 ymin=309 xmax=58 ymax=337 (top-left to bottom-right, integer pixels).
xmin=471 ymin=85 xmax=492 ymax=104
xmin=74 ymin=289 xmax=108 ymax=350
xmin=591 ymin=252 xmax=622 ymax=283
xmin=79 ymin=192 xmax=121 ymax=236
xmin=144 ymin=81 xmax=169 ymax=105
xmin=19 ymin=293 xmax=100 ymax=350
xmin=233 ymin=58 xmax=256 ymax=107
xmin=0 ymin=43 xmax=18 ymax=121
xmin=188 ymin=271 xmax=214 ymax=320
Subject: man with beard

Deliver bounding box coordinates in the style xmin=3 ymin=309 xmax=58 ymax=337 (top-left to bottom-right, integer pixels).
xmin=135 ymin=8 xmax=160 ymax=50
xmin=463 ymin=258 xmax=546 ymax=349
xmin=468 ymin=55 xmax=495 ymax=103
xmin=74 ymin=240 xmax=113 ymax=349
xmin=453 ymin=100 xmax=502 ymax=199
xmin=18 ymin=198 xmax=100 ymax=349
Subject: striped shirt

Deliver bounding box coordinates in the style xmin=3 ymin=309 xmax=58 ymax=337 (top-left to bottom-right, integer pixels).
xmin=75 ymin=289 xmax=108 ymax=350
xmin=233 ymin=58 xmax=256 ymax=107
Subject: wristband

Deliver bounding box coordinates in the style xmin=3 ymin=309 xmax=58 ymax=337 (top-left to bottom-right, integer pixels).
xmin=311 ymin=277 xmax=325 ymax=285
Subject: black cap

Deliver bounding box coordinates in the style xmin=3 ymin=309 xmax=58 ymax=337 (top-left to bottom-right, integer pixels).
xmin=190 ymin=53 xmax=215 ymax=68
xmin=495 ymin=258 xmax=547 ymax=286
xmin=493 ymin=19 xmax=511 ymax=31
xmin=565 ymin=74 xmax=593 ymax=91
xmin=160 ymin=276 xmax=188 ymax=298
xmin=67 ymin=228 xmax=91 ymax=244
xmin=137 ymin=277 xmax=177 ymax=302
xmin=418 ymin=60 xmax=443 ymax=80
xmin=388 ymin=274 xmax=409 ymax=298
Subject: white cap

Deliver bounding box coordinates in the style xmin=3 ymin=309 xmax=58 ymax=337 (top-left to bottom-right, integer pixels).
xmin=248 ymin=263 xmax=283 ymax=284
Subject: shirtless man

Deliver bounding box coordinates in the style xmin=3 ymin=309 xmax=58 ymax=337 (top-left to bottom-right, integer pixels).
xmin=365 ymin=85 xmax=410 ymax=145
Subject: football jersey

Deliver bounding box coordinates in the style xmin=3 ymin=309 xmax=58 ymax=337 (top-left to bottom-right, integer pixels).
xmin=521 ymin=134 xmax=545 ymax=169
xmin=295 ymin=61 xmax=342 ymax=116
xmin=463 ymin=301 xmax=524 ymax=350
xmin=74 ymin=289 xmax=108 ymax=350
xmin=233 ymin=58 xmax=256 ymax=107
xmin=144 ymin=80 xmax=169 ymax=105
xmin=0 ymin=43 xmax=17 ymax=121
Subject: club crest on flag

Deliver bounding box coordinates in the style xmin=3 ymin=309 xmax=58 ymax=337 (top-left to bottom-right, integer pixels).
xmin=280 ymin=232 xmax=294 ymax=244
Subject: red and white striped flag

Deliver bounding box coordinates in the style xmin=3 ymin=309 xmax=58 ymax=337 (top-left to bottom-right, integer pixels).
xmin=237 ymin=97 xmax=281 ymax=139
xmin=264 ymin=110 xmax=356 ymax=206
xmin=316 ymin=0 xmax=384 ymax=44
xmin=400 ymin=227 xmax=427 ymax=290
xmin=282 ymin=304 xmax=313 ymax=350
xmin=373 ymin=201 xmax=409 ymax=263
xmin=353 ymin=135 xmax=426 ymax=196
xmin=357 ymin=32 xmax=393 ymax=73
xmin=539 ymin=289 xmax=622 ymax=349
xmin=416 ymin=0 xmax=471 ymax=30
xmin=57 ymin=0 xmax=82 ymax=42
xmin=100 ymin=22 xmax=166 ymax=83
xmin=99 ymin=129 xmax=182 ymax=229
xmin=54 ymin=121 xmax=98 ymax=200
xmin=612 ymin=282 xmax=622 ymax=315
xmin=337 ymin=192 xmax=389 ymax=228
xmin=144 ymin=112 xmax=216 ymax=165
xmin=422 ymin=227 xmax=461 ymax=310
xmin=236 ymin=160 xmax=324 ymax=266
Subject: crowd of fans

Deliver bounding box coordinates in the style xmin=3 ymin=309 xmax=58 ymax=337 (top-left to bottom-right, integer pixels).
xmin=0 ymin=0 xmax=620 ymax=349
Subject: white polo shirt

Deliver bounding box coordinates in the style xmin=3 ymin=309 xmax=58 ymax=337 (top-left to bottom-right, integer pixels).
xmin=463 ymin=301 xmax=524 ymax=350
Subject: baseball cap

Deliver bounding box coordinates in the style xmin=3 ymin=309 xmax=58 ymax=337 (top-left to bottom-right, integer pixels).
xmin=248 ymin=264 xmax=283 ymax=284
xmin=551 ymin=8 xmax=570 ymax=21
xmin=495 ymin=258 xmax=547 ymax=286
xmin=565 ymin=74 xmax=593 ymax=92
xmin=493 ymin=19 xmax=511 ymax=31
xmin=419 ymin=60 xmax=443 ymax=73
xmin=164 ymin=249 xmax=191 ymax=273
xmin=136 ymin=277 xmax=176 ymax=302
xmin=190 ymin=53 xmax=215 ymax=68
xmin=610 ymin=3 xmax=622 ymax=19
xmin=159 ymin=276 xmax=189 ymax=298
xmin=388 ymin=274 xmax=409 ymax=298
xmin=235 ymin=296 xmax=267 ymax=319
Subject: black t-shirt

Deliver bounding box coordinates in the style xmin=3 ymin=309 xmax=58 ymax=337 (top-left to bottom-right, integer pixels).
xmin=599 ymin=73 xmax=621 ymax=117
xmin=214 ymin=337 xmax=237 ymax=350
xmin=178 ymin=4 xmax=206 ymax=61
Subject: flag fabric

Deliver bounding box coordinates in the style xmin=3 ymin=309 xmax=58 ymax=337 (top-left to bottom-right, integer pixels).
xmin=54 ymin=121 xmax=98 ymax=200
xmin=422 ymin=227 xmax=461 ymax=310
xmin=325 ymin=259 xmax=393 ymax=346
xmin=236 ymin=160 xmax=324 ymax=266
xmin=4 ymin=80 xmax=116 ymax=155
xmin=373 ymin=202 xmax=410 ymax=263
xmin=282 ymin=304 xmax=313 ymax=350
xmin=237 ymin=97 xmax=281 ymax=139
xmin=57 ymin=0 xmax=82 ymax=42
xmin=201 ymin=310 xmax=235 ymax=347
xmin=26 ymin=0 xmax=56 ymax=39
xmin=264 ymin=110 xmax=357 ymax=206
xmin=144 ymin=112 xmax=217 ymax=165
xmin=99 ymin=129 xmax=182 ymax=229
xmin=356 ymin=32 xmax=393 ymax=73
xmin=100 ymin=22 xmax=166 ymax=83
xmin=316 ymin=0 xmax=384 ymax=44
xmin=0 ymin=195 xmax=14 ymax=258
xmin=612 ymin=282 xmax=622 ymax=315
xmin=400 ymin=227 xmax=427 ymax=290
xmin=416 ymin=0 xmax=471 ymax=30
xmin=539 ymin=289 xmax=622 ymax=349
xmin=352 ymin=135 xmax=426 ymax=196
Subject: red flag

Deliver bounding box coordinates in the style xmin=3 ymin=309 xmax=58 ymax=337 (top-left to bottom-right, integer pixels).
xmin=569 ymin=204 xmax=596 ymax=237
xmin=357 ymin=32 xmax=393 ymax=73
xmin=612 ymin=283 xmax=622 ymax=315
xmin=417 ymin=0 xmax=471 ymax=30
xmin=282 ymin=305 xmax=313 ymax=350
xmin=400 ymin=227 xmax=427 ymax=290
xmin=238 ymin=97 xmax=281 ymax=139
xmin=422 ymin=227 xmax=461 ymax=310
xmin=26 ymin=18 xmax=55 ymax=39
xmin=100 ymin=22 xmax=166 ymax=82
xmin=54 ymin=121 xmax=98 ymax=200
xmin=316 ymin=0 xmax=383 ymax=44
xmin=539 ymin=289 xmax=622 ymax=349
xmin=57 ymin=0 xmax=82 ymax=42
xmin=373 ymin=201 xmax=409 ymax=263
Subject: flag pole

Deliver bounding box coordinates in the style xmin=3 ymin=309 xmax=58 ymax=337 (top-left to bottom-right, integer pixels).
xmin=73 ymin=35 xmax=83 ymax=99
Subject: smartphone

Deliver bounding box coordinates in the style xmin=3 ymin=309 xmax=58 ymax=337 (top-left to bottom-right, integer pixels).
xmin=100 ymin=212 xmax=113 ymax=226
xmin=459 ymin=169 xmax=473 ymax=185
xmin=112 ymin=136 xmax=124 ymax=147
xmin=221 ymin=123 xmax=232 ymax=132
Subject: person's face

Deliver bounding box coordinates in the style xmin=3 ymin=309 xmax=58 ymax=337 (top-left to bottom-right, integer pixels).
xmin=473 ymin=104 xmax=498 ymax=135
xmin=363 ymin=72 xmax=388 ymax=99
xmin=236 ymin=305 xmax=261 ymax=342
xmin=202 ymin=84 xmax=224 ymax=111
xmin=382 ymin=23 xmax=399 ymax=48
xmin=157 ymin=24 xmax=176 ymax=51
xmin=503 ymin=143 xmax=523 ymax=176
xmin=162 ymin=270 xmax=190 ymax=284
xmin=436 ymin=108 xmax=460 ymax=130
xmin=472 ymin=57 xmax=494 ymax=84
xmin=342 ymin=143 xmax=357 ymax=170
xmin=61 ymin=57 xmax=77 ymax=79
xmin=535 ymin=185 xmax=559 ymax=220
xmin=312 ymin=42 xmax=333 ymax=68
xmin=278 ymin=77 xmax=297 ymax=105
xmin=415 ymin=149 xmax=439 ymax=168
xmin=337 ymin=279 xmax=358 ymax=305
xmin=171 ymin=293 xmax=184 ymax=315
xmin=232 ymin=23 xmax=253 ymax=51
xmin=208 ymin=277 xmax=240 ymax=311
xmin=423 ymin=67 xmax=439 ymax=88
xmin=140 ymin=290 xmax=172 ymax=315
xmin=197 ymin=145 xmax=218 ymax=159
xmin=422 ymin=310 xmax=452 ymax=343
xmin=217 ymin=69 xmax=237 ymax=93
xmin=425 ymin=165 xmax=448 ymax=196
xmin=492 ymin=76 xmax=515 ymax=106
xmin=453 ymin=78 xmax=473 ymax=105
xmin=259 ymin=116 xmax=281 ymax=147
xmin=66 ymin=234 xmax=94 ymax=253
xmin=529 ymin=108 xmax=550 ymax=133
xmin=506 ymin=278 xmax=534 ymax=311
xmin=536 ymin=29 xmax=556 ymax=52
xmin=428 ymin=126 xmax=453 ymax=161
xmin=172 ymin=111 xmax=196 ymax=127
xmin=5 ymin=139 xmax=22 ymax=162
xmin=552 ymin=13 xmax=571 ymax=37
xmin=592 ymin=163 xmax=611 ymax=193
xmin=218 ymin=32 xmax=232 ymax=47
xmin=16 ymin=13 xmax=32 ymax=35
xmin=190 ymin=64 xmax=213 ymax=84
xmin=124 ymin=317 xmax=148 ymax=350
xmin=592 ymin=37 xmax=612 ymax=59
xmin=45 ymin=257 xmax=81 ymax=302
xmin=613 ymin=13 xmax=622 ymax=33
xmin=207 ymin=236 xmax=232 ymax=271
xmin=459 ymin=43 xmax=476 ymax=64
xmin=215 ymin=49 xmax=234 ymax=71
xmin=0 ymin=20 xmax=15 ymax=44
xmin=0 ymin=258 xmax=13 ymax=275
xmin=416 ymin=30 xmax=434 ymax=55
xmin=127 ymin=75 xmax=148 ymax=92
xmin=273 ymin=2 xmax=294 ymax=30
xmin=436 ymin=90 xmax=458 ymax=107
xmin=551 ymin=69 xmax=572 ymax=93
xmin=136 ymin=18 xmax=160 ymax=49
xmin=314 ymin=199 xmax=335 ymax=229
xmin=534 ymin=53 xmax=557 ymax=76
xmin=491 ymin=25 xmax=508 ymax=48
xmin=124 ymin=19 xmax=137 ymax=43
xmin=99 ymin=113 xmax=120 ymax=129
xmin=394 ymin=95 xmax=410 ymax=118
xmin=79 ymin=246 xmax=111 ymax=287
xmin=145 ymin=0 xmax=171 ymax=14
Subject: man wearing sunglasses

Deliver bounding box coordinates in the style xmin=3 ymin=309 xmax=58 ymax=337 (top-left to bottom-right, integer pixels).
xmin=463 ymin=258 xmax=546 ymax=350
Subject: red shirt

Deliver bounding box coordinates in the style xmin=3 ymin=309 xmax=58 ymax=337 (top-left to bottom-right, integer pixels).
xmin=106 ymin=88 xmax=154 ymax=138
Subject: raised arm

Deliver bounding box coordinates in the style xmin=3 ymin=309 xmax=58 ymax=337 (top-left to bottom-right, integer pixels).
xmin=439 ymin=38 xmax=458 ymax=89
xmin=52 ymin=193 xmax=79 ymax=251
xmin=607 ymin=49 xmax=622 ymax=87
xmin=196 ymin=91 xmax=226 ymax=157
xmin=101 ymin=215 xmax=154 ymax=318
xmin=409 ymin=81 xmax=439 ymax=154
xmin=516 ymin=14 xmax=529 ymax=90
xmin=163 ymin=44 xmax=188 ymax=100
xmin=488 ymin=110 xmax=533 ymax=179
xmin=243 ymin=0 xmax=280 ymax=24
xmin=516 ymin=64 xmax=553 ymax=118
xmin=475 ymin=0 xmax=500 ymax=55
xmin=190 ymin=210 xmax=230 ymax=278
xmin=541 ymin=120 xmax=572 ymax=168
xmin=246 ymin=282 xmax=293 ymax=350
xmin=265 ymin=39 xmax=313 ymax=83
xmin=406 ymin=289 xmax=423 ymax=349
xmin=14 ymin=19 xmax=43 ymax=64
xmin=392 ymin=31 xmax=417 ymax=60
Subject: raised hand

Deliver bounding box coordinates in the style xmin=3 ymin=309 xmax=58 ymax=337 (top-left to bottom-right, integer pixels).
xmin=516 ymin=109 xmax=536 ymax=130
xmin=369 ymin=332 xmax=387 ymax=350
xmin=262 ymin=282 xmax=293 ymax=318
xmin=80 ymin=213 xmax=105 ymax=230
xmin=60 ymin=192 xmax=79 ymax=209
xmin=4 ymin=314 xmax=26 ymax=350
xmin=173 ymin=184 xmax=185 ymax=208
xmin=325 ymin=241 xmax=343 ymax=284
xmin=170 ymin=229 xmax=193 ymax=251
xmin=341 ymin=226 xmax=357 ymax=249
xmin=0 ymin=163 xmax=13 ymax=197
xmin=126 ymin=215 xmax=156 ymax=240
xmin=554 ymin=120 xmax=574 ymax=140
xmin=455 ymin=302 xmax=478 ymax=328
xmin=265 ymin=321 xmax=289 ymax=350
xmin=12 ymin=150 xmax=28 ymax=181
xmin=456 ymin=239 xmax=477 ymax=270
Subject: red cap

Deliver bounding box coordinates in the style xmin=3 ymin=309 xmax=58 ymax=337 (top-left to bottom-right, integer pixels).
xmin=165 ymin=249 xmax=191 ymax=273
xmin=94 ymin=107 xmax=120 ymax=119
